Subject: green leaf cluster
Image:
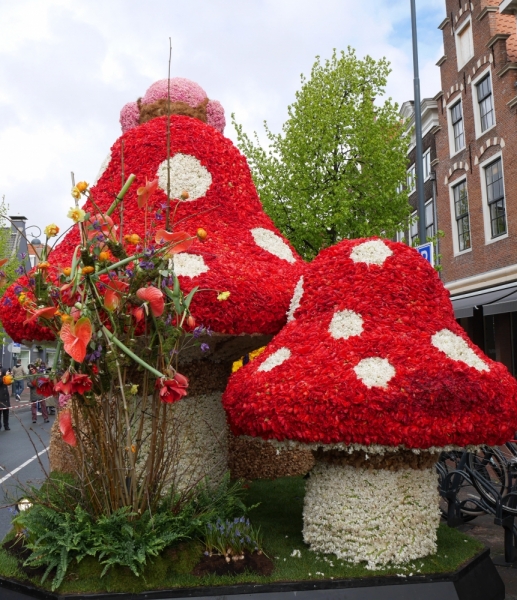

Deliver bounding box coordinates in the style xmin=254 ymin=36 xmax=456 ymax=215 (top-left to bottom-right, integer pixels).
xmin=233 ymin=48 xmax=411 ymax=259
xmin=13 ymin=472 xmax=252 ymax=590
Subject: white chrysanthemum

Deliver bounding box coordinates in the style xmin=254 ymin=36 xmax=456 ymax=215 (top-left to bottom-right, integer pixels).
xmin=258 ymin=347 xmax=291 ymax=372
xmin=251 ymin=228 xmax=296 ymax=263
xmin=93 ymin=152 xmax=112 ymax=185
xmin=431 ymin=329 xmax=488 ymax=372
xmin=350 ymin=240 xmax=393 ymax=266
xmin=172 ymin=254 xmax=209 ymax=278
xmin=329 ymin=309 xmax=363 ymax=340
xmin=157 ymin=154 xmax=212 ymax=200
xmin=303 ymin=463 xmax=440 ymax=568
xmin=353 ymin=357 xmax=395 ymax=388
xmin=287 ymin=277 xmax=304 ymax=322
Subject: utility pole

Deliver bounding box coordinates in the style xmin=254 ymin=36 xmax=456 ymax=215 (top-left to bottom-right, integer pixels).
xmin=410 ymin=0 xmax=427 ymax=245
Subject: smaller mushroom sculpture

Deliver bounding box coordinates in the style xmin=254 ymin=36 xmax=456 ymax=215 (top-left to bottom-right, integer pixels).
xmin=223 ymin=238 xmax=517 ymax=568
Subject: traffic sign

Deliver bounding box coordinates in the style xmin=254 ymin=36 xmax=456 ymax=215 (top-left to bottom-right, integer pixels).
xmin=416 ymin=242 xmax=434 ymax=266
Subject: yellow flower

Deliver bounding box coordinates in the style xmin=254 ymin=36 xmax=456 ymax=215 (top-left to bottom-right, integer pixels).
xmin=68 ymin=207 xmax=86 ymax=223
xmin=44 ymin=223 xmax=60 ymax=238
xmin=37 ymin=261 xmax=50 ymax=270
xmin=71 ymin=186 xmax=81 ymax=200
xmin=81 ymin=266 xmax=95 ymax=275
xmin=129 ymin=384 xmax=139 ymax=395
xmin=60 ymin=314 xmax=73 ymax=323
xmin=217 ymin=291 xmax=230 ymax=301
xmin=76 ymin=181 xmax=89 ymax=192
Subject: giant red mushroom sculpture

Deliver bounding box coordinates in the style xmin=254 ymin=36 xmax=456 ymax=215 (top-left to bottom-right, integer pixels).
xmin=223 ymin=238 xmax=517 ymax=567
xmin=0 ymin=79 xmax=312 ymax=481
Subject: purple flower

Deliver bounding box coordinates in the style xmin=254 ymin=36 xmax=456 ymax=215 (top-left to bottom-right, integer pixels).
xmin=108 ymin=270 xmax=117 ymax=279
xmin=144 ymin=246 xmax=156 ymax=258
xmin=125 ymin=269 xmax=134 ymax=278
xmin=139 ymin=261 xmax=154 ymax=270
xmin=98 ymin=283 xmax=107 ymax=292
xmin=19 ymin=252 xmax=27 ymax=260
xmin=0 ymin=270 xmax=5 ymax=278
xmin=200 ymin=343 xmax=209 ymax=352
xmin=155 ymin=213 xmax=164 ymax=221
xmin=28 ymin=278 xmax=35 ymax=286
xmin=15 ymin=265 xmax=25 ymax=275
xmin=92 ymin=221 xmax=102 ymax=230
xmin=96 ymin=233 xmax=106 ymax=243
xmin=3 ymin=298 xmax=12 ymax=306
xmin=193 ymin=326 xmax=204 ymax=338
xmin=50 ymin=289 xmax=60 ymax=299
xmin=13 ymin=285 xmax=23 ymax=295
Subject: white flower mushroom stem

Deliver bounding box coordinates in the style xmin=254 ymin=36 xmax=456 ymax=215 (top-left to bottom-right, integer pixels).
xmin=303 ymin=456 xmax=441 ymax=570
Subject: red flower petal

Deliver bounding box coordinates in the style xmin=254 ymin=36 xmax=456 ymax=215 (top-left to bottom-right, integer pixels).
xmin=59 ymin=410 xmax=77 ymax=446
xmin=155 ymin=230 xmax=194 ymax=255
xmin=60 ymin=317 xmax=92 ymax=363
xmin=136 ymin=286 xmax=164 ymax=317
xmin=24 ymin=306 xmax=57 ymax=325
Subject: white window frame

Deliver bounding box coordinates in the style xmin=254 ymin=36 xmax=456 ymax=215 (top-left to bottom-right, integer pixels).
xmin=446 ymin=97 xmax=465 ymax=157
xmin=425 ymin=198 xmax=435 ymax=239
xmin=423 ymin=149 xmax=431 ymax=181
xmin=479 ymin=151 xmax=507 ymax=245
xmin=407 ymin=164 xmax=416 ymax=194
xmin=409 ymin=210 xmax=419 ymax=246
xmin=448 ymin=176 xmax=472 ymax=256
xmin=471 ymin=67 xmax=496 ymax=139
xmin=455 ymin=16 xmax=474 ymax=70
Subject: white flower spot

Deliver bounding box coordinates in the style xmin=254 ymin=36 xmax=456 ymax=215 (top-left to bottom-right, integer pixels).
xmin=287 ymin=277 xmax=304 ymax=322
xmin=329 ymin=310 xmax=363 ymax=340
xmin=350 ymin=240 xmax=393 ymax=266
xmin=251 ymin=228 xmax=296 ymax=263
xmin=157 ymin=154 xmax=212 ymax=201
xmin=93 ymin=151 xmax=112 ymax=185
xmin=172 ymin=254 xmax=209 ymax=278
xmin=353 ymin=357 xmax=395 ymax=388
xmin=257 ymin=347 xmax=291 ymax=372
xmin=431 ymin=329 xmax=489 ymax=372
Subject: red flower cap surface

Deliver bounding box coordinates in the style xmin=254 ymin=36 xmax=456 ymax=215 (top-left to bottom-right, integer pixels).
xmin=0 ymin=115 xmax=304 ymax=342
xmin=223 ymin=238 xmax=517 ymax=450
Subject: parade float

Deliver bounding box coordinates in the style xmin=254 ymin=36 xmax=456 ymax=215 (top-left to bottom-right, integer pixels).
xmin=0 ymin=79 xmax=512 ymax=600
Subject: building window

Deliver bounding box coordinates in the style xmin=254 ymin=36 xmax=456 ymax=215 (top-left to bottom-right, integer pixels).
xmin=423 ymin=149 xmax=431 ymax=181
xmin=477 ymin=75 xmax=494 ymax=133
xmin=407 ymin=164 xmax=416 ymax=193
xmin=425 ymin=199 xmax=435 ymax=239
xmin=450 ymin=101 xmax=465 ymax=152
xmin=455 ymin=19 xmax=474 ymax=69
xmin=410 ymin=211 xmax=418 ymax=246
xmin=452 ymin=180 xmax=471 ymax=251
xmin=484 ymin=158 xmax=506 ymax=238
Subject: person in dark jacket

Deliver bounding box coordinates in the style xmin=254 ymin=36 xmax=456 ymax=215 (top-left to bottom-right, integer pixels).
xmin=27 ymin=364 xmax=49 ymax=424
xmin=0 ymin=368 xmax=12 ymax=430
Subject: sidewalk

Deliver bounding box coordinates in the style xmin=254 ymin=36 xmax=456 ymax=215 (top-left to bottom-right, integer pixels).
xmin=458 ymin=514 xmax=517 ymax=599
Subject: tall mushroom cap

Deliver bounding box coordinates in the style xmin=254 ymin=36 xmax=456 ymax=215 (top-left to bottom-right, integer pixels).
xmin=0 ymin=115 xmax=304 ymax=346
xmin=223 ymin=238 xmax=517 ymax=450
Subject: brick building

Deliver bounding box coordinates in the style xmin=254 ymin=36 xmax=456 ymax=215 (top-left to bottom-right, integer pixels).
xmin=432 ymin=0 xmax=517 ymax=374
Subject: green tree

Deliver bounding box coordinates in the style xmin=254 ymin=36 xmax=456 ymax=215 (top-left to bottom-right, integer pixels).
xmin=233 ymin=48 xmax=411 ymax=260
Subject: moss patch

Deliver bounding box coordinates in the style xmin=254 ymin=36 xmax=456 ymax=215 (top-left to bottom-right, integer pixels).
xmin=0 ymin=476 xmax=484 ymax=594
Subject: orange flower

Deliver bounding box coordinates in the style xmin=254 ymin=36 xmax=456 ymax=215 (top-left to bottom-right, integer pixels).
xmin=62 ymin=267 xmax=72 ymax=277
xmin=124 ymin=234 xmax=141 ymax=245
xmin=24 ymin=306 xmax=58 ymax=325
xmin=60 ymin=316 xmax=92 ymax=363
xmin=136 ymin=286 xmax=165 ymax=317
xmin=154 ymin=230 xmax=193 ymax=255
xmin=76 ymin=181 xmax=89 ymax=192
xmin=136 ymin=178 xmax=158 ymax=208
xmin=0 ymin=259 xmax=8 ymax=267
xmin=104 ymin=280 xmax=129 ymax=311
xmin=98 ymin=251 xmax=110 ymax=261
xmin=3 ymin=374 xmax=13 ymax=385
xmin=180 ymin=190 xmax=189 ymax=200
xmin=82 ymin=266 xmax=95 ymax=275
xmin=196 ymin=228 xmax=208 ymax=242
xmin=37 ymin=261 xmax=50 ymax=270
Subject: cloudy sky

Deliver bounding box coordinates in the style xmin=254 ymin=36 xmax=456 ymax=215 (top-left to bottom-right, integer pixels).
xmin=0 ymin=0 xmax=445 ymax=242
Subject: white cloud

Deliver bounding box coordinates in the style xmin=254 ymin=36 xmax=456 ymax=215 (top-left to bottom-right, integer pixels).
xmin=0 ymin=0 xmax=446 ymax=239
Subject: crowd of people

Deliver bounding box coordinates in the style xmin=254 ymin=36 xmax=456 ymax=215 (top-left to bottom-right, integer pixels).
xmin=0 ymin=360 xmax=56 ymax=431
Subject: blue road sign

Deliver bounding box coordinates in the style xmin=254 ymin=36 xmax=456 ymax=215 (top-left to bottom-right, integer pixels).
xmin=416 ymin=242 xmax=434 ymax=266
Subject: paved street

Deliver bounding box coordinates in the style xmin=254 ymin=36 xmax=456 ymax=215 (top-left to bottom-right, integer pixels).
xmin=0 ymin=388 xmax=53 ymax=540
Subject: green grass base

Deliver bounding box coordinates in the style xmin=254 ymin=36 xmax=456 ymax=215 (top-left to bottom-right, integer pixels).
xmin=0 ymin=476 xmax=484 ymax=595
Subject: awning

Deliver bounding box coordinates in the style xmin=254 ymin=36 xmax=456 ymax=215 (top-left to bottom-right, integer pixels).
xmin=451 ymin=283 xmax=517 ymax=318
